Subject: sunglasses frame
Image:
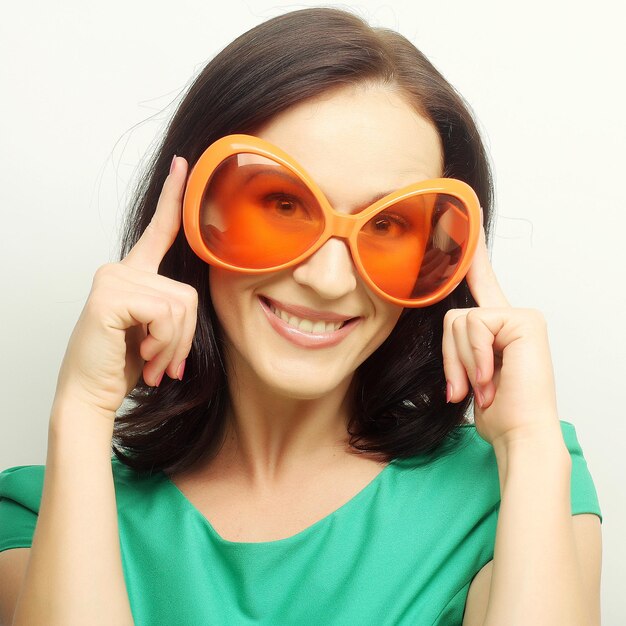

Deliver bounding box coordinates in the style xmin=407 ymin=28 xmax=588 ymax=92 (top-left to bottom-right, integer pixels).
xmin=183 ymin=134 xmax=482 ymax=307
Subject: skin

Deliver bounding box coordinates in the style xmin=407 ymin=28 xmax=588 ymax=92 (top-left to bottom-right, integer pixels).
xmin=207 ymin=83 xmax=444 ymax=480
xmin=2 ymin=82 xmax=600 ymax=626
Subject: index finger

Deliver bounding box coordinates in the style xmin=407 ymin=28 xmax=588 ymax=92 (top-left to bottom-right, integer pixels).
xmin=122 ymin=156 xmax=189 ymax=272
xmin=465 ymin=222 xmax=510 ymax=308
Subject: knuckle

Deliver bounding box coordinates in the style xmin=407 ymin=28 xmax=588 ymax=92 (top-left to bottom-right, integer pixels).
xmin=468 ymin=337 xmax=488 ymax=353
xmin=181 ymin=289 xmax=199 ymax=314
xmin=93 ymin=262 xmax=117 ymax=285
xmin=87 ymin=272 xmax=120 ymax=309
xmin=444 ymin=308 xmax=462 ymax=327
xmin=465 ymin=308 xmax=481 ymax=323
xmin=451 ymin=315 xmax=466 ymax=332
xmin=181 ymin=284 xmax=198 ymax=304
xmin=154 ymin=298 xmax=172 ymax=318
xmin=170 ymin=300 xmax=186 ymax=320
xmin=150 ymin=323 xmax=174 ymax=345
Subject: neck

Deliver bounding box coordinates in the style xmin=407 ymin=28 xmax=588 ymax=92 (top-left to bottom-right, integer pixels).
xmin=215 ymin=362 xmax=356 ymax=486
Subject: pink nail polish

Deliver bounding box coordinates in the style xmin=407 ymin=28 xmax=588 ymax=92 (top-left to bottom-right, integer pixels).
xmin=176 ymin=359 xmax=186 ymax=381
xmin=446 ymin=381 xmax=453 ymax=403
xmin=169 ymin=154 xmax=177 ymax=175
xmin=155 ymin=372 xmax=164 ymax=387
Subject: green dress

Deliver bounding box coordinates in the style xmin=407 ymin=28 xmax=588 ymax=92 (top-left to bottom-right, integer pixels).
xmin=0 ymin=421 xmax=602 ymax=625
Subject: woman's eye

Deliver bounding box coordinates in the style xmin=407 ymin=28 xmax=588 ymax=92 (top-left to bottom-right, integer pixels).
xmin=275 ymin=198 xmax=297 ymax=215
xmin=373 ymin=217 xmax=392 ymax=232
xmin=366 ymin=212 xmax=410 ymax=236
xmin=264 ymin=193 xmax=310 ymax=219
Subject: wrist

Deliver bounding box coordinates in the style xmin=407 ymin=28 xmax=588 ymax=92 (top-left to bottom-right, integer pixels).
xmin=492 ymin=425 xmax=571 ymax=493
xmin=49 ymin=394 xmax=116 ymax=454
xmin=491 ymin=416 xmax=564 ymax=454
xmin=493 ymin=421 xmax=570 ymax=470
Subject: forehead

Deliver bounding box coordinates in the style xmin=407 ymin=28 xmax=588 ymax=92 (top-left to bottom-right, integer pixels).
xmin=253 ymin=84 xmax=443 ymax=208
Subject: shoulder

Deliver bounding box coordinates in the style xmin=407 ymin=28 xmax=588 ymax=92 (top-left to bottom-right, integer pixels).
xmin=398 ymin=419 xmax=589 ymax=468
xmin=388 ymin=420 xmax=599 ymax=513
xmin=386 ymin=424 xmax=502 ymax=521
xmin=0 ymin=465 xmax=46 ymax=553
xmin=393 ymin=422 xmax=497 ymax=478
xmin=0 ymin=457 xmax=163 ymax=514
xmin=0 ymin=465 xmax=45 ymax=513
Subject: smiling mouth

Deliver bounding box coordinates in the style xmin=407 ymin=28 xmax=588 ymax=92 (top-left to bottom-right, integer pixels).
xmin=260 ymin=297 xmax=356 ymax=335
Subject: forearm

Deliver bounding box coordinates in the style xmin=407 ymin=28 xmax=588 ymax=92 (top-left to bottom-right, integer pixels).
xmin=483 ymin=423 xmax=591 ymax=626
xmin=12 ymin=399 xmax=134 ymax=626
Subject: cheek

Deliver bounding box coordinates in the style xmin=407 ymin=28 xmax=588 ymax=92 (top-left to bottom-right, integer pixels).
xmin=208 ymin=268 xmax=249 ymax=331
xmin=371 ymin=301 xmax=404 ymax=346
xmin=208 ymin=269 xmax=229 ymax=318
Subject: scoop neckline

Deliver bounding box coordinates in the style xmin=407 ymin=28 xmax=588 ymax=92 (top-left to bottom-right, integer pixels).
xmin=160 ymin=459 xmax=396 ymax=547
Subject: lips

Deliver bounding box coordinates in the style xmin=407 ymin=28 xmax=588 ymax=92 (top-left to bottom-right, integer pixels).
xmin=268 ymin=302 xmax=344 ymax=333
xmin=259 ymin=296 xmax=361 ymax=348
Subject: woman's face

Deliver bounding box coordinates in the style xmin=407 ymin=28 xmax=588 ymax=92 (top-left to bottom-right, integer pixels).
xmin=209 ymin=83 xmax=443 ymax=400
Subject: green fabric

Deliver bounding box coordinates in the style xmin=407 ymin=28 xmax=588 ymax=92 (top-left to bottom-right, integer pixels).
xmin=0 ymin=421 xmax=601 ymax=625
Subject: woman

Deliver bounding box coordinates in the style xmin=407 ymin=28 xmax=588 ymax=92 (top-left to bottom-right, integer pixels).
xmin=0 ymin=8 xmax=602 ymax=625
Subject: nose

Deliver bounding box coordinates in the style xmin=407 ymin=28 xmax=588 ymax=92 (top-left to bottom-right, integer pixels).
xmin=292 ymin=238 xmax=358 ymax=300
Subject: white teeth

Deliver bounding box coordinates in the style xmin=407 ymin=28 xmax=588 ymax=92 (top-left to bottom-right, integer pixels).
xmin=298 ymin=318 xmax=314 ymax=332
xmin=268 ymin=302 xmax=345 ymax=334
xmin=312 ymin=321 xmax=326 ymax=333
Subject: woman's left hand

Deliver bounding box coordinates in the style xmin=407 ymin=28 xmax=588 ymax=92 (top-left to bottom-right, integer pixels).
xmin=442 ymin=226 xmax=562 ymax=449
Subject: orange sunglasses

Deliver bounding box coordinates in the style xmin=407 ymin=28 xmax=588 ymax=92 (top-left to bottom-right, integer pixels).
xmin=183 ymin=134 xmax=481 ymax=307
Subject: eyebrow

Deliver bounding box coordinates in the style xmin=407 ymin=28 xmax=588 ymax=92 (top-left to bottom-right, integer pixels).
xmin=240 ymin=167 xmax=301 ymax=188
xmin=347 ymin=190 xmax=396 ymax=213
xmin=238 ymin=166 xmax=397 ymax=214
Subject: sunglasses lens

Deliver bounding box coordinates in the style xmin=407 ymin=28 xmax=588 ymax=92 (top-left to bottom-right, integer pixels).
xmin=200 ymin=153 xmax=325 ymax=269
xmin=357 ymin=193 xmax=470 ymax=301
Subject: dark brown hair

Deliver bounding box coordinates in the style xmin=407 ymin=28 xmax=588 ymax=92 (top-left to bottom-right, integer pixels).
xmin=112 ymin=7 xmax=493 ymax=475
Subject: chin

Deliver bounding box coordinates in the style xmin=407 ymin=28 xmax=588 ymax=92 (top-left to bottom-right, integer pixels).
xmin=269 ymin=370 xmax=353 ymax=401
xmin=243 ymin=354 xmax=355 ymax=402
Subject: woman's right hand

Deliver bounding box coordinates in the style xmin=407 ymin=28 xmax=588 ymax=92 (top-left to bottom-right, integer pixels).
xmin=52 ymin=156 xmax=198 ymax=423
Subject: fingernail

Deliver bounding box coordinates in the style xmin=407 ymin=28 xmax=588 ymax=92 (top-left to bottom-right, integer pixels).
xmin=169 ymin=154 xmax=177 ymax=175
xmin=446 ymin=381 xmax=453 ymax=403
xmin=155 ymin=371 xmax=164 ymax=387
xmin=176 ymin=359 xmax=186 ymax=381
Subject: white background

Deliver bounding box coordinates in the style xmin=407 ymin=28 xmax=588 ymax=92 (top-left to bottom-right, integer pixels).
xmin=0 ymin=0 xmax=624 ymax=621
